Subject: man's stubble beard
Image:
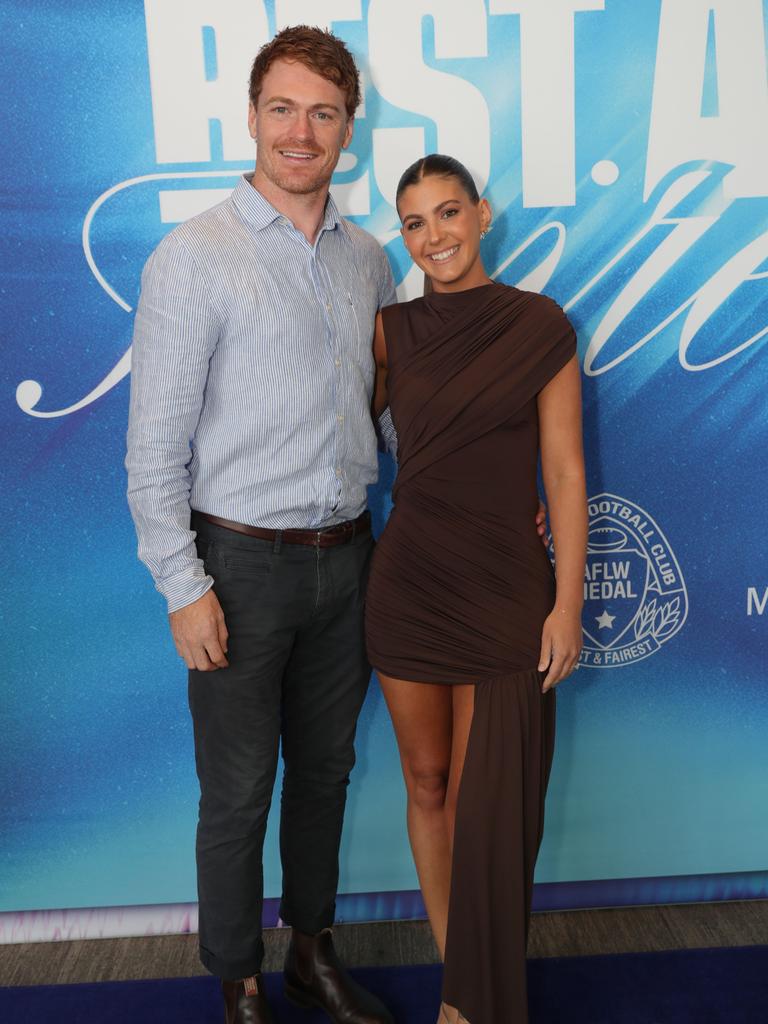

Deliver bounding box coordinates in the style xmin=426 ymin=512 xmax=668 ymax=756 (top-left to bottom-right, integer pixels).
xmin=270 ymin=170 xmax=331 ymax=196
xmin=258 ymin=145 xmax=338 ymax=198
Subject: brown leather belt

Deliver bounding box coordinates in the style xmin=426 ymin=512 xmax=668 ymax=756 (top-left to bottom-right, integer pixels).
xmin=197 ymin=510 xmax=370 ymax=547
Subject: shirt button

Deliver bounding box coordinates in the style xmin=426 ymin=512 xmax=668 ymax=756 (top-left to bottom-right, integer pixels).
xmin=335 ymin=358 xmax=341 ymax=367
xmin=336 ymin=468 xmax=342 ymax=477
xmin=337 ymin=414 xmax=344 ymax=423
xmin=326 ymin=303 xmax=332 ymax=312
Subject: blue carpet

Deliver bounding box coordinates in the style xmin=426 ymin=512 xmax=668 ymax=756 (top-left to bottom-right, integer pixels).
xmin=1 ymin=946 xmax=766 ymax=1023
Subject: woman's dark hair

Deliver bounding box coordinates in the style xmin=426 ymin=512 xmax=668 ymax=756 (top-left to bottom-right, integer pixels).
xmin=395 ymin=154 xmax=481 ymax=210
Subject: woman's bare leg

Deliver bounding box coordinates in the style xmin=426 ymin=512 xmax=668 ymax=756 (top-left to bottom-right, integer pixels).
xmin=378 ymin=675 xmax=476 ymax=1022
xmin=446 ymin=685 xmax=475 ymax=852
xmin=378 ymin=673 xmax=454 ymax=956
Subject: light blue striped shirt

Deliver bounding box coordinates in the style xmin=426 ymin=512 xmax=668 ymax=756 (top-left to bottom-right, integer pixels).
xmin=127 ymin=174 xmax=396 ymax=612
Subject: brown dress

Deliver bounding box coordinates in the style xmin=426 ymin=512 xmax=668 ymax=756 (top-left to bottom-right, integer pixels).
xmin=365 ymin=282 xmax=576 ymax=1023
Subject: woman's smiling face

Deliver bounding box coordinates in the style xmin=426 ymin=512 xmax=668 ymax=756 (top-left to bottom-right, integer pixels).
xmin=398 ymin=174 xmax=491 ymax=293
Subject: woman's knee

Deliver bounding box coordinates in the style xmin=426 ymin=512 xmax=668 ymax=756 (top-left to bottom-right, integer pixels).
xmin=404 ymin=763 xmax=450 ymax=813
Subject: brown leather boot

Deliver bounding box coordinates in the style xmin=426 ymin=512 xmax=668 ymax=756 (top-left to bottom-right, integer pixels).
xmin=221 ymin=975 xmax=274 ymax=1024
xmin=283 ymin=927 xmax=394 ymax=1023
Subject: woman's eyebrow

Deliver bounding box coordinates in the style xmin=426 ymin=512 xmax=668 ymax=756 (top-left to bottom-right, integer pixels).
xmin=401 ymin=199 xmax=462 ymax=222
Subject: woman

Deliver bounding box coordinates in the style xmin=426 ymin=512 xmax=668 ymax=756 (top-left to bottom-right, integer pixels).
xmin=365 ymin=155 xmax=587 ymax=1024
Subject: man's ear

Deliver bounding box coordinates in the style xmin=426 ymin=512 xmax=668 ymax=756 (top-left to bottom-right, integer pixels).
xmin=247 ymin=101 xmax=257 ymax=141
xmin=341 ymin=115 xmax=354 ymax=150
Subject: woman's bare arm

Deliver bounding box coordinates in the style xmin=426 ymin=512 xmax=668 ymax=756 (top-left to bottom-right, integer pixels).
xmin=537 ymin=353 xmax=588 ymax=691
xmin=372 ymin=311 xmax=389 ymax=418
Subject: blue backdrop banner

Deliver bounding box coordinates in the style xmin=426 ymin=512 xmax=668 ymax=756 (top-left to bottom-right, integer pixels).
xmin=2 ymin=0 xmax=767 ymax=918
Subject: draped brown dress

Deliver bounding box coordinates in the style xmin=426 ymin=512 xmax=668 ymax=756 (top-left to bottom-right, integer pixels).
xmin=365 ymin=282 xmax=576 ymax=1023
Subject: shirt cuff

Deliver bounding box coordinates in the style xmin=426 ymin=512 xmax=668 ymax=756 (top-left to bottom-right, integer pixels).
xmin=160 ymin=569 xmax=215 ymax=614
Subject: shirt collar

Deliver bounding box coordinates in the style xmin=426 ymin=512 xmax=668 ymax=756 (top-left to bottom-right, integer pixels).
xmin=232 ymin=174 xmax=347 ymax=240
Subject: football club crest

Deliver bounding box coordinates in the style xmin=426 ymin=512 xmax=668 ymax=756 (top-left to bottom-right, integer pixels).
xmin=553 ymin=493 xmax=688 ymax=668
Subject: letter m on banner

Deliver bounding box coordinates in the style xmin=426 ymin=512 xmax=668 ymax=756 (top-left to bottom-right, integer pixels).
xmin=747 ymin=587 xmax=768 ymax=616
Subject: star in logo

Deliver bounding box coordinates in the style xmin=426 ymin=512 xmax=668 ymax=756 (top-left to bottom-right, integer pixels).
xmin=595 ymin=610 xmax=616 ymax=630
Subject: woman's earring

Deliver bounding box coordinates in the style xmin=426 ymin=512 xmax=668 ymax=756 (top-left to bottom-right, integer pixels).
xmin=481 ymin=224 xmax=491 ymax=239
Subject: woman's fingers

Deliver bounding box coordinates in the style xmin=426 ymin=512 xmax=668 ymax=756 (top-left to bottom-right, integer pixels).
xmin=538 ymin=629 xmax=552 ymax=674
xmin=542 ymin=648 xmax=581 ymax=691
xmin=542 ymin=651 xmax=566 ymax=691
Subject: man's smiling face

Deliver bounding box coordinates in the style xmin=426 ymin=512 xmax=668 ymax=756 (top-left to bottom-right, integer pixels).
xmin=249 ymin=59 xmax=353 ymax=200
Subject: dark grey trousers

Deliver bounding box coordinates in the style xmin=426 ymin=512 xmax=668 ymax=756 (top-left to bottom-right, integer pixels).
xmin=189 ymin=513 xmax=373 ymax=980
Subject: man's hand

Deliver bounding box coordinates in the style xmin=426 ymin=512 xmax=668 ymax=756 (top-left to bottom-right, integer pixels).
xmin=536 ymin=498 xmax=548 ymax=548
xmin=169 ymin=589 xmax=229 ymax=672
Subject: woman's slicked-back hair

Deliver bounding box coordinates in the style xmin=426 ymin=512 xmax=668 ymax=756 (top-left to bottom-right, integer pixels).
xmin=395 ymin=154 xmax=481 ymax=210
xmin=249 ymin=25 xmax=361 ymax=118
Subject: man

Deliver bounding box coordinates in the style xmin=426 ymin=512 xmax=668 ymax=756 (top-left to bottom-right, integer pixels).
xmin=127 ymin=26 xmax=395 ymax=1024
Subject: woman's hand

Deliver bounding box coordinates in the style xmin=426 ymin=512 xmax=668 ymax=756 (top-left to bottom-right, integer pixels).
xmin=538 ymin=606 xmax=582 ymax=692
xmin=535 ymin=498 xmax=548 ymax=548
